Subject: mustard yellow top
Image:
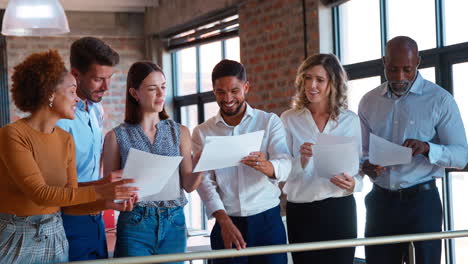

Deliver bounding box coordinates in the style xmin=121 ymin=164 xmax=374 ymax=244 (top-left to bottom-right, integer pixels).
xmin=0 ymin=119 xmax=98 ymax=216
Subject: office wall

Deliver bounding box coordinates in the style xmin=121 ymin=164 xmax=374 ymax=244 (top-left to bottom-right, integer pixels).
xmin=6 ymin=11 xmax=145 ymax=132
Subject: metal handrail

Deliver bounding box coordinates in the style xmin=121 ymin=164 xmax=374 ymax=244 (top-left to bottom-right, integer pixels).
xmin=69 ymin=230 xmax=468 ymax=264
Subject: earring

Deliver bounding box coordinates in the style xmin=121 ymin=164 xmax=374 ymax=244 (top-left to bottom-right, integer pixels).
xmin=49 ymin=100 xmax=53 ymax=108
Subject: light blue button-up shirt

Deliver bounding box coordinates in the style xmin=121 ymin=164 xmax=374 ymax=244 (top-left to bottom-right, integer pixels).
xmin=57 ymin=100 xmax=103 ymax=183
xmin=359 ymin=72 xmax=468 ymax=190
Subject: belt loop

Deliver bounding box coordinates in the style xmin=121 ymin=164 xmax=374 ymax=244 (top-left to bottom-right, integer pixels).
xmin=144 ymin=206 xmax=149 ymax=218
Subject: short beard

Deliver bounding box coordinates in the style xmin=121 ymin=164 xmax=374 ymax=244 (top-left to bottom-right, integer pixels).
xmin=221 ymin=100 xmax=245 ymax=117
xmin=388 ymin=80 xmax=412 ymax=96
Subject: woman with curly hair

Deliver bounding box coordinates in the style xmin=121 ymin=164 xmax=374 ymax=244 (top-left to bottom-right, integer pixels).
xmin=0 ymin=50 xmax=137 ymax=264
xmin=280 ymin=54 xmax=362 ymax=264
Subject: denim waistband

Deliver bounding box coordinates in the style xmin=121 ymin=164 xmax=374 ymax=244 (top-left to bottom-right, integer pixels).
xmin=133 ymin=205 xmax=183 ymax=217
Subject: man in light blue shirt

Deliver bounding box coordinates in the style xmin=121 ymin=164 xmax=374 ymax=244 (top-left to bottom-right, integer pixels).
xmin=57 ymin=37 xmax=120 ymax=261
xmin=359 ymin=36 xmax=468 ymax=264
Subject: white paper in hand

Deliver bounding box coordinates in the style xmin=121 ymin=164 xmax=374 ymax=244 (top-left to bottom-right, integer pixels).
xmin=314 ymin=134 xmax=360 ymax=178
xmin=122 ymin=148 xmax=183 ymax=201
xmin=193 ymin=130 xmax=265 ymax=172
xmin=369 ymin=133 xmax=412 ymax=166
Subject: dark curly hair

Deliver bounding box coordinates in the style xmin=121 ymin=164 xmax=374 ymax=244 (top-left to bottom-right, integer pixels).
xmin=11 ymin=50 xmax=67 ymax=113
xmin=70 ymin=37 xmax=119 ymax=73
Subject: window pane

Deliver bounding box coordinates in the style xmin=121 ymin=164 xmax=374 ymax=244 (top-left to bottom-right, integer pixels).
xmin=387 ymin=0 xmax=436 ymax=51
xmin=339 ymin=0 xmax=381 ymax=64
xmin=453 ymin=62 xmax=468 ymax=137
xmin=419 ymin=67 xmax=435 ymax=83
xmin=204 ymin=101 xmax=219 ymax=121
xmin=200 ymin=42 xmax=222 ymax=92
xmin=347 ymin=76 xmax=381 ymax=259
xmin=347 ymin=76 xmax=381 ymax=113
xmin=225 ymin=37 xmax=240 ymax=61
xmin=180 ymin=105 xmax=198 ymax=133
xmin=445 ymin=0 xmax=468 ymax=45
xmin=184 ymin=191 xmax=204 ymax=230
xmin=176 ymin=47 xmax=197 ymax=96
xmin=450 ymin=172 xmax=468 ymax=263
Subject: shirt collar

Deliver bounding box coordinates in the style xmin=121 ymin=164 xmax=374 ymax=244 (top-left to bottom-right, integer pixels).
xmin=215 ymin=103 xmax=254 ymax=126
xmin=381 ymin=71 xmax=424 ymax=97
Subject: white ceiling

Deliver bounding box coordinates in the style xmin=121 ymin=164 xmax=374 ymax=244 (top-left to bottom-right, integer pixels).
xmin=0 ymin=0 xmax=159 ymax=13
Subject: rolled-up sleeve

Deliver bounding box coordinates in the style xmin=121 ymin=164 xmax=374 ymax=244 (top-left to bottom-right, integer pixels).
xmin=192 ymin=126 xmax=226 ymax=218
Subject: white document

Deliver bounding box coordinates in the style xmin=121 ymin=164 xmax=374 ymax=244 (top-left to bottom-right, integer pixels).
xmin=193 ymin=130 xmax=265 ymax=172
xmin=123 ymin=148 xmax=183 ymax=201
xmin=314 ymin=134 xmax=360 ymax=178
xmin=369 ymin=133 xmax=412 ymax=167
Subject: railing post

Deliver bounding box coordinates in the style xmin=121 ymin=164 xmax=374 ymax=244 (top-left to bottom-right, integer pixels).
xmin=408 ymin=241 xmax=416 ymax=264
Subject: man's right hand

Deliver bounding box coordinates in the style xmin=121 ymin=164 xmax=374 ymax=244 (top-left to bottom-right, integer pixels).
xmin=213 ymin=210 xmax=246 ymax=250
xmin=361 ymin=160 xmax=386 ymax=180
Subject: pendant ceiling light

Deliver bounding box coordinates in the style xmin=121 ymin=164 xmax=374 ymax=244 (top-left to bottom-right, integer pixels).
xmin=2 ymin=0 xmax=70 ymax=36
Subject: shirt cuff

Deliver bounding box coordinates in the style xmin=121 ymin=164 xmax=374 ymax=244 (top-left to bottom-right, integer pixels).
xmin=269 ymin=157 xmax=291 ymax=182
xmin=427 ymin=142 xmax=443 ymax=165
xmin=205 ymin=199 xmax=226 ymax=219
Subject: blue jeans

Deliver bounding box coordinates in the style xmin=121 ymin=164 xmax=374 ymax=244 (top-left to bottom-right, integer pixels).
xmin=61 ymin=213 xmax=108 ymax=261
xmin=114 ymin=206 xmax=187 ymax=264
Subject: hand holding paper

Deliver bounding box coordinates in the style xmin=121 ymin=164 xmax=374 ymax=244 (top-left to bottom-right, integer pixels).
xmin=194 ymin=130 xmax=265 ymax=172
xmin=241 ymin=151 xmax=275 ymax=178
xmin=299 ymin=142 xmax=314 ymax=168
xmin=122 ymin=148 xmax=183 ymax=201
xmin=369 ymin=133 xmax=412 ymax=166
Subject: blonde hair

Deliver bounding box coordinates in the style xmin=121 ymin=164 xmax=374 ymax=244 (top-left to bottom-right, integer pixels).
xmin=292 ymin=53 xmax=348 ymax=121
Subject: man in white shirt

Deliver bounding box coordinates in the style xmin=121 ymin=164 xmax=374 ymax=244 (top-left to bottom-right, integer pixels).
xmin=193 ymin=59 xmax=291 ymax=264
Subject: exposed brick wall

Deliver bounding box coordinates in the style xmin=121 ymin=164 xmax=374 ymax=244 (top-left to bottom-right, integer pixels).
xmin=239 ymin=0 xmax=320 ymax=115
xmin=5 ymin=12 xmax=146 ymax=133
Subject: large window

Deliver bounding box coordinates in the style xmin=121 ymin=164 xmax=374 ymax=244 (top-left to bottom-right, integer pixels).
xmin=335 ymin=0 xmax=468 ymax=262
xmin=167 ymin=13 xmax=240 ymax=233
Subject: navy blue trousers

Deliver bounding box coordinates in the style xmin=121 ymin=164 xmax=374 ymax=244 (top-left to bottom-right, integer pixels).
xmin=286 ymin=195 xmax=357 ymax=264
xmin=62 ymin=214 xmax=108 ymax=261
xmin=210 ymin=205 xmax=287 ymax=264
xmin=365 ymin=184 xmax=442 ymax=264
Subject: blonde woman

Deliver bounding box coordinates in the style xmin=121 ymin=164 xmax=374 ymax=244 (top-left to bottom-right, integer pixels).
xmin=281 ymin=54 xmax=362 ymax=264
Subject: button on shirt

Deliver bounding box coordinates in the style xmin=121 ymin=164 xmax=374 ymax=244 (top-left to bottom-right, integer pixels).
xmin=193 ymin=104 xmax=292 ymax=217
xmin=57 ymin=100 xmax=104 ymax=183
xmin=281 ymin=108 xmax=363 ymax=203
xmin=359 ymin=72 xmax=468 ymax=190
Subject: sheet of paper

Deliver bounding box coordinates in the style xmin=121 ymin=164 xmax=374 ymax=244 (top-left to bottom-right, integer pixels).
xmin=314 ymin=134 xmax=360 ymax=178
xmin=369 ymin=133 xmax=412 ymax=167
xmin=123 ymin=148 xmax=183 ymax=201
xmin=193 ymin=130 xmax=265 ymax=172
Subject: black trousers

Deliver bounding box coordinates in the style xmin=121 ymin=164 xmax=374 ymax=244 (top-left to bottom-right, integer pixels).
xmin=286 ymin=195 xmax=357 ymax=264
xmin=365 ymin=183 xmax=442 ymax=264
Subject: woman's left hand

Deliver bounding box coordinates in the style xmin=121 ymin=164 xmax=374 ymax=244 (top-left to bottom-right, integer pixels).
xmin=330 ymin=173 xmax=355 ymax=192
xmin=241 ymin=151 xmax=275 ymax=178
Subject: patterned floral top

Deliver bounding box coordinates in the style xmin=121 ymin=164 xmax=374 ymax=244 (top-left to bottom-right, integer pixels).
xmin=113 ymin=119 xmax=187 ymax=208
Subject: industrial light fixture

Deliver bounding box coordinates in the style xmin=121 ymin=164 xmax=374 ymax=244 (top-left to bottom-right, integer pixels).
xmin=2 ymin=0 xmax=70 ymax=36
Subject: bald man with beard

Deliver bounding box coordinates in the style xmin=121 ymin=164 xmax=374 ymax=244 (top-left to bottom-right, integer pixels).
xmin=359 ymin=36 xmax=468 ymax=264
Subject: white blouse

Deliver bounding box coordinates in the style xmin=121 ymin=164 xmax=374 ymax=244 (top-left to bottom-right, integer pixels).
xmin=280 ymin=108 xmax=363 ymax=203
